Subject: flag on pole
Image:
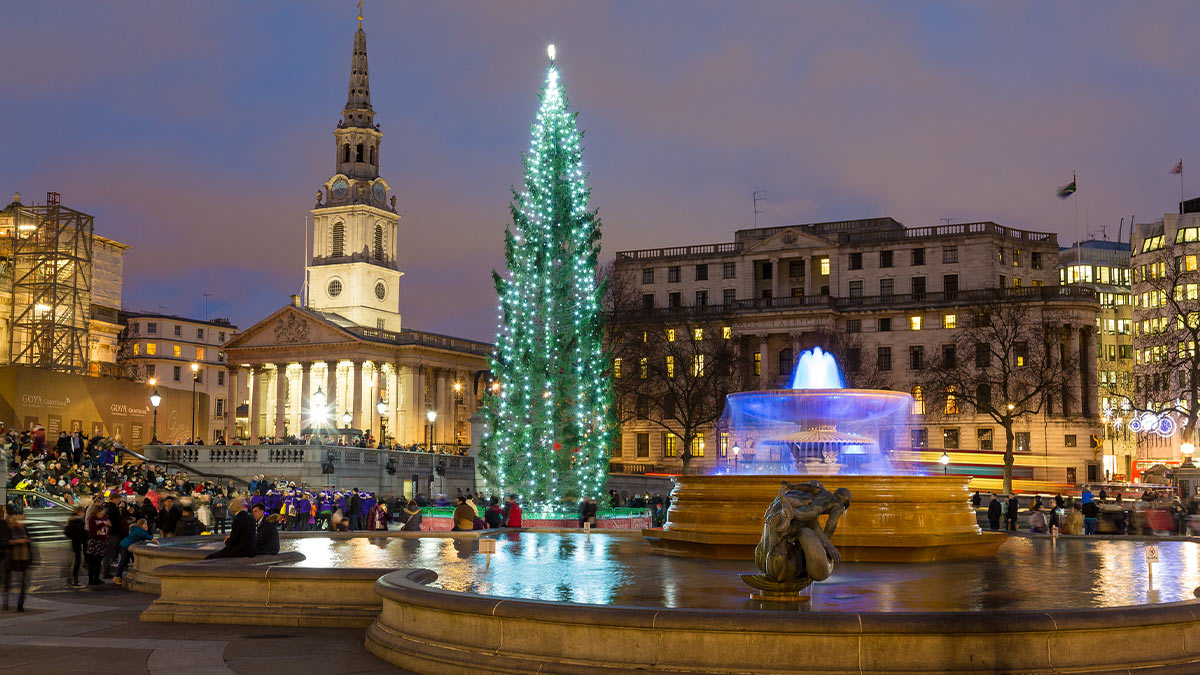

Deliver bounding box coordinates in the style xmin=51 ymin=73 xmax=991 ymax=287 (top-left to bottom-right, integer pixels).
xmin=1057 ymin=173 xmax=1077 ymax=199
xmin=1172 ymin=160 xmax=1183 ymax=175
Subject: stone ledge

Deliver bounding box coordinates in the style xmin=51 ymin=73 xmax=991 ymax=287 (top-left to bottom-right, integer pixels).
xmin=366 ymin=568 xmax=1200 ymax=673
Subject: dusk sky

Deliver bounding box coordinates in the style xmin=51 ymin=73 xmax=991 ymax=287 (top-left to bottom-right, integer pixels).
xmin=4 ymin=1 xmax=1200 ymax=342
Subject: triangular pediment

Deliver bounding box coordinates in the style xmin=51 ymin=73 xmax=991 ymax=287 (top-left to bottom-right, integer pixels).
xmin=225 ymin=305 xmax=358 ymax=350
xmin=742 ymin=228 xmax=834 ymax=254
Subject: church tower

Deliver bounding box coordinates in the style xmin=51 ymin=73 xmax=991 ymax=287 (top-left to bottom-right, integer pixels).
xmin=307 ymin=8 xmax=403 ymax=332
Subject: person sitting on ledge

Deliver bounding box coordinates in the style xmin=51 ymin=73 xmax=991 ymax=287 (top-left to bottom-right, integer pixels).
xmin=205 ymin=498 xmax=255 ymax=559
xmin=452 ymin=496 xmax=475 ymax=531
xmin=252 ymin=503 xmax=279 ymax=556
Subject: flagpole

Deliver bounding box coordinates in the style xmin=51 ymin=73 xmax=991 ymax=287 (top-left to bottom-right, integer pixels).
xmin=1181 ymin=159 xmax=1185 ymax=210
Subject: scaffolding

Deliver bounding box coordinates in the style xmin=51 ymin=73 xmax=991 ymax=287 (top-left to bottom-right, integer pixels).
xmin=4 ymin=192 xmax=93 ymax=373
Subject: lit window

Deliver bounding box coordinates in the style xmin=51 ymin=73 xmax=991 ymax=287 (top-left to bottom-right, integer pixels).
xmin=720 ymin=432 xmax=729 ymax=457
xmin=690 ymin=433 xmax=705 ymax=457
xmin=693 ymin=328 xmax=704 ymax=341
xmin=722 ymin=326 xmax=732 ymax=340
xmin=133 ymin=343 xmax=140 ymax=356
xmin=819 ymin=258 xmax=830 ymax=275
xmin=664 ymin=433 xmax=677 ymax=457
xmin=944 ymin=386 xmax=958 ymax=415
xmin=613 ymin=358 xmax=622 ymax=378
xmin=640 ymin=357 xmax=648 ymax=379
xmin=666 ymin=355 xmax=675 ymax=378
xmin=754 ymin=352 xmax=761 ymax=376
xmin=1188 ymin=255 xmax=1198 ymax=272
xmin=911 ymin=386 xmax=925 ymax=415
xmin=146 ymin=343 xmax=157 ymax=356
xmin=692 ymin=354 xmax=705 ymax=376
xmin=173 ymin=345 xmax=181 ymax=358
xmin=910 ymin=316 xmax=922 ymax=331
xmin=666 ymin=328 xmax=676 ymax=342
xmin=942 ymin=314 xmax=957 ymax=329
xmin=196 ymin=347 xmax=205 ymax=360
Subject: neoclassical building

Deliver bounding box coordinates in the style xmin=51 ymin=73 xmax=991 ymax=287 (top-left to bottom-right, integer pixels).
xmin=222 ymin=16 xmax=489 ymax=446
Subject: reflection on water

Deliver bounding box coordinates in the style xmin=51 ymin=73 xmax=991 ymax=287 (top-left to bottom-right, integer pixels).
xmin=274 ymin=533 xmax=1200 ymax=612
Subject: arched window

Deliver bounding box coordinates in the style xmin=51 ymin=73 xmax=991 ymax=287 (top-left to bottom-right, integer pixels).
xmin=373 ymin=224 xmax=384 ymax=261
xmin=369 ymin=145 xmax=376 ymax=165
xmin=911 ymin=386 xmax=924 ymax=415
xmin=778 ymin=348 xmax=793 ymax=376
xmin=342 ymin=144 xmax=350 ymax=163
xmin=975 ymin=384 xmax=991 ymax=413
xmin=332 ymin=222 xmax=345 ymax=257
xmin=944 ymin=386 xmax=958 ymax=415
xmin=355 ymin=143 xmax=364 ymax=162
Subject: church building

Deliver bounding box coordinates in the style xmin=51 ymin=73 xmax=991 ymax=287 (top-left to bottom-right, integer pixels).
xmin=222 ymin=15 xmax=490 ymax=447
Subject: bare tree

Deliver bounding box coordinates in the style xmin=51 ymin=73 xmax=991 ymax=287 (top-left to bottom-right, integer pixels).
xmin=609 ymin=314 xmax=739 ymax=474
xmin=921 ymin=300 xmax=1077 ymax=493
xmin=1131 ymin=247 xmax=1200 ymax=442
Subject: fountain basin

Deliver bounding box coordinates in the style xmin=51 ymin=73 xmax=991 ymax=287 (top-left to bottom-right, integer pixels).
xmin=644 ymin=474 xmax=1006 ymax=562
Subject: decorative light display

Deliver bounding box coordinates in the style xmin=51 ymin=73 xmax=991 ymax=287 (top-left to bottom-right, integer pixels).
xmin=479 ymin=45 xmax=615 ymax=509
xmin=1127 ymin=411 xmax=1177 ymax=437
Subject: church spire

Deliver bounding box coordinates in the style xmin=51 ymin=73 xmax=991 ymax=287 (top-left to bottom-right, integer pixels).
xmin=342 ymin=1 xmax=374 ymax=129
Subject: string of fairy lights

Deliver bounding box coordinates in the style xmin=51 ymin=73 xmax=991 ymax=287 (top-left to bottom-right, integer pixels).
xmin=479 ymin=45 xmax=615 ymax=510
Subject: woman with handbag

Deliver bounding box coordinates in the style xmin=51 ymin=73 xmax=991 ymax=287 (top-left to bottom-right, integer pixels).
xmin=85 ymin=505 xmax=111 ymax=585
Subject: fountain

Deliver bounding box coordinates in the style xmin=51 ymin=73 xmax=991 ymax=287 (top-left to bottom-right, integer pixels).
xmin=643 ymin=348 xmax=1007 ymax=561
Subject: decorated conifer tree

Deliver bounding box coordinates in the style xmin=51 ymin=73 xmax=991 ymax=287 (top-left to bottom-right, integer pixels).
xmin=479 ymin=45 xmax=614 ymax=509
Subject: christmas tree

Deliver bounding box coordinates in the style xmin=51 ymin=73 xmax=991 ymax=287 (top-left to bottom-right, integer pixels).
xmin=480 ymin=45 xmax=614 ymax=509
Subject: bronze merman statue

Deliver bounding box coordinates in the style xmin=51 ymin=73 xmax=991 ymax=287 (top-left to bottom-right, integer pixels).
xmin=741 ymin=480 xmax=852 ymax=600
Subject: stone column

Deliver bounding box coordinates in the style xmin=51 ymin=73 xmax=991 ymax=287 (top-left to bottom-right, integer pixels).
xmin=790 ymin=334 xmax=803 ymax=382
xmin=274 ymin=364 xmax=287 ymax=439
xmin=368 ymin=362 xmax=380 ymax=442
xmin=1080 ymin=327 xmax=1096 ymax=418
xmin=325 ymin=361 xmax=338 ymax=414
xmin=249 ymin=365 xmax=261 ymax=441
xmin=224 ymin=367 xmax=237 ymax=442
xmin=804 ymin=258 xmax=813 ymax=296
xmin=1068 ymin=327 xmax=1082 ymax=417
xmin=351 ymin=360 xmax=363 ymax=432
xmin=770 ymin=257 xmax=781 ymax=302
xmin=300 ymin=362 xmax=312 ymax=432
xmin=759 ymin=334 xmax=770 ymax=389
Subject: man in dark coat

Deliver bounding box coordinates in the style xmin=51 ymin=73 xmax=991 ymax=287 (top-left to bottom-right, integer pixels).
xmin=1006 ymin=495 xmax=1020 ymax=531
xmin=159 ymin=496 xmax=182 ymax=537
xmin=986 ymin=493 xmax=1002 ymax=531
xmin=251 ymin=503 xmax=280 ymax=555
xmin=102 ymin=493 xmax=127 ymax=578
xmin=347 ymin=489 xmax=362 ymax=531
xmin=55 ymin=431 xmax=71 ymax=459
xmin=205 ymin=498 xmax=255 ymax=558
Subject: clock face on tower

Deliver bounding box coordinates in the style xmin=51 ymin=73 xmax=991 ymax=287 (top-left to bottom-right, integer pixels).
xmin=331 ymin=179 xmax=349 ymax=199
xmin=373 ymin=182 xmax=385 ymax=203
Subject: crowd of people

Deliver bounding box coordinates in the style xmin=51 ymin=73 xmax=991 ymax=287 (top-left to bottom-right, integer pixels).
xmin=974 ymin=485 xmax=1193 ymax=536
xmin=167 ymin=433 xmax=471 ymax=456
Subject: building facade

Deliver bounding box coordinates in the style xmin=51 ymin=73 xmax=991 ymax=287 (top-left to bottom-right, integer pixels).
xmin=119 ymin=313 xmax=239 ymax=442
xmin=221 ymin=16 xmax=490 ymax=448
xmin=1130 ymin=209 xmax=1200 ymax=477
xmin=1059 ymin=240 xmax=1134 ymax=480
xmin=611 ymin=218 xmax=1103 ymax=489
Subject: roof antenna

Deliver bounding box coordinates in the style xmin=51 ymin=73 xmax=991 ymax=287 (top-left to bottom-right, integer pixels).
xmin=752 ymin=190 xmax=766 ymax=228
xmin=940 ymin=218 xmax=953 ymax=226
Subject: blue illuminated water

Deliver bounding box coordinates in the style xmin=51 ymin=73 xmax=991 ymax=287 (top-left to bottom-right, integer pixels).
xmin=789 ymin=346 xmax=844 ymax=389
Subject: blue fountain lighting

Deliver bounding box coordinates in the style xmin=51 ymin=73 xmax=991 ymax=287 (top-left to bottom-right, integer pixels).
xmin=789 ymin=346 xmax=844 ymax=390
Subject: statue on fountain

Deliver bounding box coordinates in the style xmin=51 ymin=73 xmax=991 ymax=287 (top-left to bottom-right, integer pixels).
xmin=741 ymin=480 xmax=851 ymax=600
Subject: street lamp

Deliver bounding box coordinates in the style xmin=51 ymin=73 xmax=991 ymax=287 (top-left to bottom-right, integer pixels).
xmin=342 ymin=410 xmax=352 ymax=430
xmin=426 ymin=409 xmax=437 ymax=452
xmin=732 ymin=445 xmax=740 ymax=473
xmin=1183 ymin=442 xmax=1195 ymax=468
xmin=376 ymin=398 xmax=388 ymax=447
xmin=149 ymin=389 xmax=162 ymax=444
xmin=190 ymin=363 xmax=200 ymax=443
xmin=939 ymin=451 xmax=951 ymax=475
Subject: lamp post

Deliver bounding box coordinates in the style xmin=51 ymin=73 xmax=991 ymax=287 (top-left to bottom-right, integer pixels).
xmin=939 ymin=451 xmax=950 ymax=475
xmin=426 ymin=409 xmax=437 ymax=452
xmin=376 ymin=398 xmax=388 ymax=448
xmin=732 ymin=445 xmax=740 ymax=474
xmin=190 ymin=363 xmax=199 ymax=443
xmin=1183 ymin=442 xmax=1196 ymax=468
xmin=342 ymin=411 xmax=352 ymax=430
xmin=149 ymin=389 xmax=162 ymax=444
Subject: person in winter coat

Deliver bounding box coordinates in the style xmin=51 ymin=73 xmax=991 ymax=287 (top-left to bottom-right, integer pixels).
xmin=174 ymin=507 xmax=203 ymax=537
xmin=139 ymin=498 xmax=158 ymax=535
xmin=484 ymin=499 xmax=504 ymax=528
xmin=63 ymin=507 xmax=87 ymax=587
xmin=195 ymin=497 xmax=214 ymax=532
xmin=159 ymin=496 xmax=182 ymax=537
xmin=252 ymin=503 xmax=280 ymax=556
xmin=2 ymin=511 xmax=33 ymax=611
xmin=399 ymin=501 xmax=422 ymax=531
xmin=502 ymin=495 xmax=523 ymax=528
xmin=1006 ymin=495 xmax=1020 ymax=531
xmin=986 ymin=494 xmax=1002 ymax=531
xmin=205 ymin=498 xmax=256 ymax=559
xmin=114 ymin=518 xmax=157 ymax=584
xmin=85 ymin=505 xmax=111 ymax=585
xmin=210 ymin=493 xmax=229 ymax=534
xmin=579 ymin=497 xmax=598 ymax=528
xmin=452 ymin=497 xmax=475 ymax=531
xmin=1029 ymin=504 xmax=1048 ymax=533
